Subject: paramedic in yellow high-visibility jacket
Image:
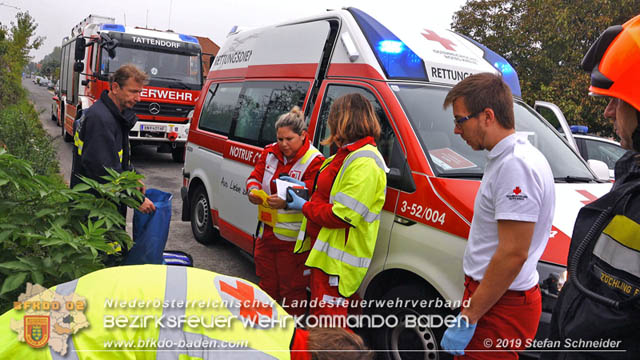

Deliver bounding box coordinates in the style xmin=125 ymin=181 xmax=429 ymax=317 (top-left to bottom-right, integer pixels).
xmin=287 ymin=93 xmax=388 ymax=318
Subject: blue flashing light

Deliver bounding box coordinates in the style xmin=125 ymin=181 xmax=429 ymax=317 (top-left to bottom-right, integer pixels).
xmin=100 ymin=24 xmax=125 ymax=33
xmin=459 ymin=34 xmax=521 ymax=97
xmin=349 ymin=7 xmax=427 ymax=80
xmin=179 ymin=34 xmax=199 ymax=44
xmin=378 ymin=40 xmax=404 ymax=54
xmin=494 ymin=61 xmax=515 ymax=75
xmin=570 ymin=125 xmax=589 ymax=134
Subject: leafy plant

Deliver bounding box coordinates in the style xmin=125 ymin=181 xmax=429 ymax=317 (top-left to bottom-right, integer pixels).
xmin=0 ymin=149 xmax=145 ymax=312
xmin=0 ymin=100 xmax=59 ymax=176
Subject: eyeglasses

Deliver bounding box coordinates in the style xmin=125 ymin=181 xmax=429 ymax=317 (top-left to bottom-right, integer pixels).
xmin=454 ymin=111 xmax=481 ymax=127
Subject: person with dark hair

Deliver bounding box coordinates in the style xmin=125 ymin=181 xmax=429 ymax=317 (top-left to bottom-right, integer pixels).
xmin=71 ymin=63 xmax=155 ymax=216
xmin=246 ymin=106 xmax=324 ymax=316
xmin=440 ymin=73 xmax=555 ymax=358
xmin=0 ymin=265 xmax=373 ymax=359
xmin=287 ymin=93 xmax=388 ymax=318
xmin=544 ymin=14 xmax=640 ymax=359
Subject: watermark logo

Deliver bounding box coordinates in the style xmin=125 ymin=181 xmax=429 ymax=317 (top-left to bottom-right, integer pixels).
xmin=10 ymin=283 xmax=89 ymax=355
xmin=24 ymin=315 xmax=49 ymax=348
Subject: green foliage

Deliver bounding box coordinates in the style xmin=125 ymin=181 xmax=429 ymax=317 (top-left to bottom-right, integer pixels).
xmin=452 ymin=0 xmax=640 ymax=136
xmin=39 ymin=46 xmax=60 ymax=81
xmin=0 ymin=100 xmax=59 ymax=176
xmin=0 ymin=12 xmax=43 ymax=109
xmin=0 ymin=150 xmax=144 ymax=312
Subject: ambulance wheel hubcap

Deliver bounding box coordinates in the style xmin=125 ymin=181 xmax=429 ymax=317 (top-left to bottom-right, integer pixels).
xmin=195 ymin=194 xmax=209 ymax=230
xmin=390 ymin=314 xmax=439 ymax=360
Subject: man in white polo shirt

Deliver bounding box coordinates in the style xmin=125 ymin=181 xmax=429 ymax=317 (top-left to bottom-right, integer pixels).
xmin=440 ymin=73 xmax=555 ymax=359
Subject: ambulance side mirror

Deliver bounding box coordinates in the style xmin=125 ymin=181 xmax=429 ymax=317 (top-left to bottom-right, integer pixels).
xmin=386 ymin=141 xmax=416 ymax=193
xmin=588 ymin=159 xmax=611 ymax=181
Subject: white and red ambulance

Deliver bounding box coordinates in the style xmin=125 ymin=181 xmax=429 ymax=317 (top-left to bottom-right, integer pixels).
xmin=181 ymin=7 xmax=611 ymax=358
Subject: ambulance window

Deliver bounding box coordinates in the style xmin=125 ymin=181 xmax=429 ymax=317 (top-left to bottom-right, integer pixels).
xmin=198 ymin=83 xmax=242 ymax=135
xmin=230 ymin=81 xmax=309 ymax=147
xmin=316 ymin=85 xmax=397 ymax=165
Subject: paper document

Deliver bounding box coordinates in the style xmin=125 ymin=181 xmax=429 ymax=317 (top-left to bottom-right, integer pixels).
xmin=275 ymin=178 xmax=305 ymax=200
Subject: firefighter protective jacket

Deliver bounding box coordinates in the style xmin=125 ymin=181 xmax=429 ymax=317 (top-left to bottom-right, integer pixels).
xmin=71 ymin=90 xmax=137 ymax=188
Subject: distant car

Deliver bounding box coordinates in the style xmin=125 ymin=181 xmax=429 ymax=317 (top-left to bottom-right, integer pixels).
xmin=39 ymin=78 xmax=49 ymax=87
xmin=572 ymin=132 xmax=626 ymax=179
xmin=534 ymin=101 xmax=625 ymax=180
xmin=47 ymin=79 xmax=55 ymax=90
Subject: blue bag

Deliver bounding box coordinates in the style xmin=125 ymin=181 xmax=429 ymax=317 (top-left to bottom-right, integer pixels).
xmin=124 ymin=188 xmax=172 ymax=265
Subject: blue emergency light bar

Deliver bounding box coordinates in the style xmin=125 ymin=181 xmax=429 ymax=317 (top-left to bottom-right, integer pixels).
xmin=100 ymin=24 xmax=125 ymax=33
xmin=179 ymin=34 xmax=199 ymax=44
xmin=570 ymin=125 xmax=589 ymax=134
xmin=459 ymin=34 xmax=522 ymax=97
xmin=349 ymin=7 xmax=427 ymax=80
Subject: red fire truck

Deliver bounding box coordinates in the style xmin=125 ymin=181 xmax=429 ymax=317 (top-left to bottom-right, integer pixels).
xmin=53 ymin=15 xmax=203 ymax=162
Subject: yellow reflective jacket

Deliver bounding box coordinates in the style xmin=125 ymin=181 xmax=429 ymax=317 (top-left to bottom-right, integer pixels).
xmin=0 ymin=265 xmax=295 ymax=359
xmin=296 ymin=144 xmax=388 ymax=297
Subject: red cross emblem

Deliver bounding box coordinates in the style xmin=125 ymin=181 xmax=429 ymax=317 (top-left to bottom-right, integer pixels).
xmin=513 ymin=187 xmax=522 ymax=195
xmin=219 ymin=279 xmax=272 ymax=322
xmin=422 ymin=29 xmax=456 ymax=51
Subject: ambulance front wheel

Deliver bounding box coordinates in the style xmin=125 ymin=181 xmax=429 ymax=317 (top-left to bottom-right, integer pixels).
xmin=371 ymin=284 xmax=452 ymax=360
xmin=190 ymin=185 xmax=220 ymax=245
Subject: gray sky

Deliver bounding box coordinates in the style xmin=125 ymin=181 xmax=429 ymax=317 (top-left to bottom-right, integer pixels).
xmin=1 ymin=0 xmax=466 ymax=62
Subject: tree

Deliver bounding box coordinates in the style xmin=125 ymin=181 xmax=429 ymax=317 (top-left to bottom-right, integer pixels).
xmin=39 ymin=46 xmax=61 ymax=80
xmin=0 ymin=12 xmax=43 ymax=108
xmin=451 ymin=0 xmax=640 ymax=136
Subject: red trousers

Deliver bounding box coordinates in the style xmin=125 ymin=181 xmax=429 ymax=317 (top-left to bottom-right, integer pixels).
xmin=456 ymin=276 xmax=541 ymax=360
xmin=254 ymin=229 xmax=309 ymax=316
xmin=308 ymin=268 xmax=362 ymax=319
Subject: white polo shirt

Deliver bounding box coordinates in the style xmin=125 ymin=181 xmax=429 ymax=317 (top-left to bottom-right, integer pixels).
xmin=463 ymin=133 xmax=555 ymax=291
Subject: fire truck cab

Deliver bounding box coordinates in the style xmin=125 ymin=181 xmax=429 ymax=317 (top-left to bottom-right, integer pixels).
xmin=181 ymin=7 xmax=612 ymax=358
xmin=54 ymin=15 xmax=203 ymax=162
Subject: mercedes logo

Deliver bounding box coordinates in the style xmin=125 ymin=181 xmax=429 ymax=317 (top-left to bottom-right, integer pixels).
xmin=149 ymin=102 xmax=161 ymax=115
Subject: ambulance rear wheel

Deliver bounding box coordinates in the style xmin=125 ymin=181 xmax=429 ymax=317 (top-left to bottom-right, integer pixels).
xmin=371 ymin=284 xmax=452 ymax=360
xmin=190 ymin=185 xmax=219 ymax=245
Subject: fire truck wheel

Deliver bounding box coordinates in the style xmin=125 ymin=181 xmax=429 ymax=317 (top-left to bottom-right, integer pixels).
xmin=62 ymin=121 xmax=73 ymax=142
xmin=171 ymin=147 xmax=185 ymax=163
xmin=370 ymin=284 xmax=452 ymax=360
xmin=190 ymin=185 xmax=220 ymax=245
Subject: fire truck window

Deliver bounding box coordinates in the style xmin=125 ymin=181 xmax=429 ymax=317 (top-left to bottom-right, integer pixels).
xmin=230 ymin=81 xmax=309 ymax=147
xmin=316 ymin=85 xmax=397 ymax=166
xmin=198 ymin=83 xmax=242 ymax=135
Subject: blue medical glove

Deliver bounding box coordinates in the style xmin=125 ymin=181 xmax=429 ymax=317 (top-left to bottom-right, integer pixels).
xmin=440 ymin=314 xmax=477 ymax=356
xmin=279 ymin=175 xmax=305 ymax=187
xmin=286 ymin=188 xmax=307 ymax=210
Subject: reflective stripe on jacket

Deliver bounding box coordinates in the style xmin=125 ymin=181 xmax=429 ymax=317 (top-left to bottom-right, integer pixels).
xmin=296 ymin=144 xmax=388 ymax=297
xmin=0 ymin=265 xmax=295 ymax=360
xmin=262 ymin=147 xmax=321 ymax=241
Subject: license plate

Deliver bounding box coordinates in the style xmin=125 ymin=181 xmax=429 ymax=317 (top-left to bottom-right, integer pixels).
xmin=140 ymin=124 xmax=166 ymax=132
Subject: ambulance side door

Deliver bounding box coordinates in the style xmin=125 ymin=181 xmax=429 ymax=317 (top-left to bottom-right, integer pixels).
xmin=311 ymin=81 xmax=412 ymax=271
xmin=217 ymin=81 xmax=310 ymax=253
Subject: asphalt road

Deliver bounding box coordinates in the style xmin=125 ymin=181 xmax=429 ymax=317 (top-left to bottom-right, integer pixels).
xmin=23 ymin=78 xmax=257 ymax=282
